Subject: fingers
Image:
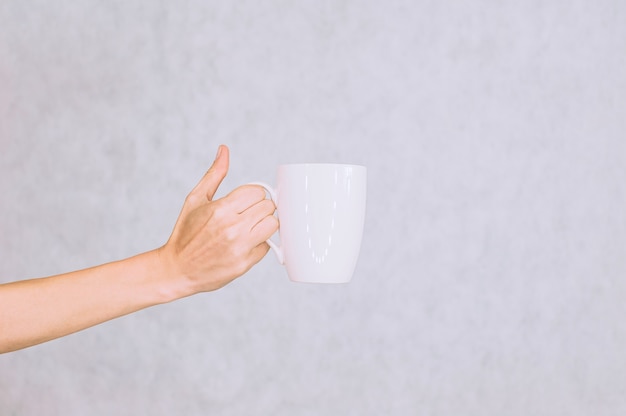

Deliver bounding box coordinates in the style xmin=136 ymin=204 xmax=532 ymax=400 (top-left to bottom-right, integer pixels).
xmin=248 ymin=241 xmax=271 ymax=267
xmin=243 ymin=199 xmax=276 ymax=226
xmin=250 ymin=214 xmax=279 ymax=243
xmin=230 ymin=191 xmax=277 ymax=243
xmin=187 ymin=145 xmax=230 ymax=209
xmin=231 ymin=188 xmax=278 ymax=242
xmin=224 ymin=185 xmax=268 ymax=214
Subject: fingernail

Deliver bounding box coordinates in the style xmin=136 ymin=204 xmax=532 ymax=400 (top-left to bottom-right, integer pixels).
xmin=215 ymin=145 xmax=223 ymax=161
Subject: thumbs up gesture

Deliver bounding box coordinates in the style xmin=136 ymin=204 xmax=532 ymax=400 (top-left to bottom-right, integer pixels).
xmin=158 ymin=145 xmax=278 ymax=295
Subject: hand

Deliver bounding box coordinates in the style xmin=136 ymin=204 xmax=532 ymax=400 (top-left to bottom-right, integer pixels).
xmin=158 ymin=145 xmax=278 ymax=295
xmin=0 ymin=145 xmax=276 ymax=353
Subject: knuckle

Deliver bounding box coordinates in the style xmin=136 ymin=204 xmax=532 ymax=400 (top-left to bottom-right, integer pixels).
xmin=261 ymin=199 xmax=276 ymax=212
xmin=240 ymin=185 xmax=267 ymax=202
xmin=233 ymin=259 xmax=250 ymax=275
xmin=261 ymin=214 xmax=278 ymax=230
xmin=185 ymin=190 xmax=203 ymax=205
xmin=251 ymin=185 xmax=268 ymax=200
xmin=210 ymin=201 xmax=230 ymax=219
xmin=222 ymin=226 xmax=240 ymax=243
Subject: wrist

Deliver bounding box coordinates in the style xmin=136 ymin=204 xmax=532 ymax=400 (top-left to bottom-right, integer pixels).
xmin=150 ymin=247 xmax=195 ymax=304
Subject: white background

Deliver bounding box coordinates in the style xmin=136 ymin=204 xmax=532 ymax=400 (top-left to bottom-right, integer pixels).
xmin=1 ymin=1 xmax=625 ymax=414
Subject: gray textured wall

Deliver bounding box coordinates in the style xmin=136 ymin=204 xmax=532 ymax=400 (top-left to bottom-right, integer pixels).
xmin=1 ymin=1 xmax=625 ymax=415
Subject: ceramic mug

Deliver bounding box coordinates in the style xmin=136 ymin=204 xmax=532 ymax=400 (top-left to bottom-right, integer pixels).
xmin=251 ymin=163 xmax=366 ymax=283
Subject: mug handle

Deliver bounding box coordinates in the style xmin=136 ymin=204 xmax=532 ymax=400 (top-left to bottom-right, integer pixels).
xmin=248 ymin=182 xmax=284 ymax=265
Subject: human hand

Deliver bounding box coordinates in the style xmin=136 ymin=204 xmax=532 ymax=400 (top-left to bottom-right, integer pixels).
xmin=157 ymin=145 xmax=278 ymax=297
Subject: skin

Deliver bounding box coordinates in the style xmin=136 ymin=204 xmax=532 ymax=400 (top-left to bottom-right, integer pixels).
xmin=0 ymin=145 xmax=278 ymax=353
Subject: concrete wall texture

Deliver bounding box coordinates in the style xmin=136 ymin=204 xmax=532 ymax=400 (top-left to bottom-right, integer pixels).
xmin=1 ymin=1 xmax=625 ymax=415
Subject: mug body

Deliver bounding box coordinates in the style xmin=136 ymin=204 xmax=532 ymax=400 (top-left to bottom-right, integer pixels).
xmin=276 ymin=163 xmax=366 ymax=283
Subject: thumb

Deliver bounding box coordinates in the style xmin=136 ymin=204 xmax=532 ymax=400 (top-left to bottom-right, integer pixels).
xmin=189 ymin=145 xmax=230 ymax=206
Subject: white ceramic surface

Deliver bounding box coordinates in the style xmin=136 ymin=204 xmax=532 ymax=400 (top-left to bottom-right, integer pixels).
xmin=254 ymin=164 xmax=366 ymax=283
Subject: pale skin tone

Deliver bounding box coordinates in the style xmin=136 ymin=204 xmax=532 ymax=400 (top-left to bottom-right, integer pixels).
xmin=0 ymin=145 xmax=278 ymax=354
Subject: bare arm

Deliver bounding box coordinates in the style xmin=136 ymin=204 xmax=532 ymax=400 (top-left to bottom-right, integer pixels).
xmin=0 ymin=145 xmax=278 ymax=353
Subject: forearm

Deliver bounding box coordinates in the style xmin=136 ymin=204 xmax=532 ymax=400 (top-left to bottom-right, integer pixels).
xmin=0 ymin=145 xmax=276 ymax=353
xmin=0 ymin=249 xmax=190 ymax=353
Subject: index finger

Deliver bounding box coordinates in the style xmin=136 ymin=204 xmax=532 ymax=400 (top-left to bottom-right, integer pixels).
xmin=222 ymin=185 xmax=268 ymax=214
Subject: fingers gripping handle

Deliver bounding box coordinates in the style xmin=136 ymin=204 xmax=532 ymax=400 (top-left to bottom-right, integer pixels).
xmin=249 ymin=182 xmax=284 ymax=265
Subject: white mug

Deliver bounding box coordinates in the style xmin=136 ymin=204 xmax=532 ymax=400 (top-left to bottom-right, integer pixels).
xmin=252 ymin=163 xmax=366 ymax=283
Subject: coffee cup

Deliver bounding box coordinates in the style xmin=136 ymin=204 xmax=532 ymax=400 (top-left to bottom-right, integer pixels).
xmin=252 ymin=163 xmax=366 ymax=283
